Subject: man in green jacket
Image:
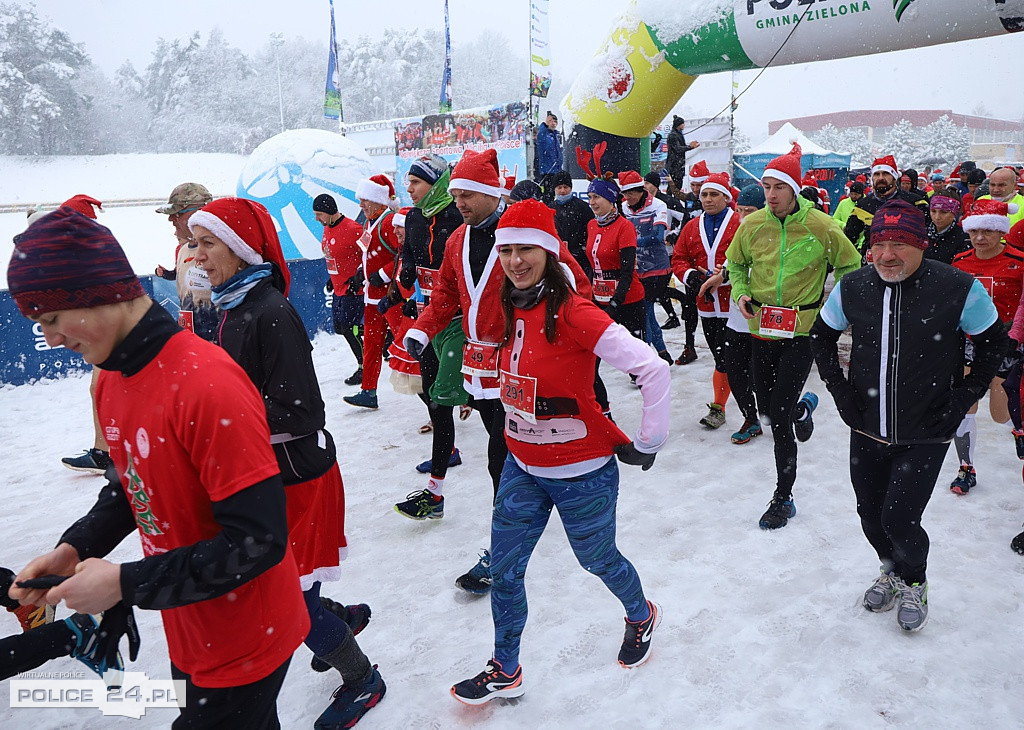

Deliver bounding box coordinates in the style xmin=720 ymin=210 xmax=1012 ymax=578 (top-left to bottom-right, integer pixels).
xmin=726 ymin=143 xmax=861 ymax=530
xmin=831 ymin=181 xmax=864 ymax=230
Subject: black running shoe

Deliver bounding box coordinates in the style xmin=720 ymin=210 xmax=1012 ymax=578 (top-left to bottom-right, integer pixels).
xmin=759 ymin=496 xmax=796 ymax=530
xmin=343 ymin=368 xmax=363 ymax=387
xmin=61 ymin=448 xmax=112 ymax=475
xmin=451 ymin=659 xmax=524 ymax=705
xmin=394 ymin=489 xmax=444 ymax=520
xmin=617 ymin=600 xmax=661 ymax=668
xmin=311 ymin=601 xmax=372 ymax=673
xmin=455 ymin=550 xmax=491 ymax=594
xmin=793 ymin=392 xmax=818 ymax=443
xmin=1012 ymin=529 xmax=1024 ymax=555
xmin=315 ymin=665 xmax=385 ymax=729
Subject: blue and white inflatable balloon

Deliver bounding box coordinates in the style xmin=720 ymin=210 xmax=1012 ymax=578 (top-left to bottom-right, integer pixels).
xmin=238 ymin=129 xmax=375 ymax=260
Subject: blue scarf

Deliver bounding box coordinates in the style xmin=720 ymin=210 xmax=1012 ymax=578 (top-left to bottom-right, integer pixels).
xmin=211 ymin=264 xmax=273 ymax=310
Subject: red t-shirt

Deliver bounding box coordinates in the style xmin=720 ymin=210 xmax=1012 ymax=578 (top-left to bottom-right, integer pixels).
xmin=953 ymin=246 xmax=1024 ymax=323
xmin=499 ymin=295 xmax=631 ymax=467
xmin=95 ymin=331 xmax=308 ymax=688
xmin=585 ymin=215 xmax=645 ymax=305
xmin=322 ymin=216 xmax=364 ymax=295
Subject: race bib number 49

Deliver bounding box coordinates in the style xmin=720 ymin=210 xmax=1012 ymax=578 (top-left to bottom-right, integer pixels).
xmin=461 ymin=340 xmax=500 ymax=377
xmin=758 ymin=305 xmax=797 ymax=339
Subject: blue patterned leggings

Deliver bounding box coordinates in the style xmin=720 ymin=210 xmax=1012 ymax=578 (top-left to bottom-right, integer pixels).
xmin=490 ymin=456 xmax=648 ymax=670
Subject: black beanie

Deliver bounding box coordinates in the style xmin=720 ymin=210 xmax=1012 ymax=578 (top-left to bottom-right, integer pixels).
xmin=552 ymin=170 xmax=572 ymax=189
xmin=673 ymin=115 xmax=684 ymax=129
xmin=313 ymin=193 xmax=338 ymax=215
xmin=644 ymin=172 xmax=662 ymax=188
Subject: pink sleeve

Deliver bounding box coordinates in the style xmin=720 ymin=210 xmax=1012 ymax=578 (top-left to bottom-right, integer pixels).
xmin=592 ymin=324 xmax=671 ymax=453
xmin=1010 ymin=284 xmax=1024 ymax=343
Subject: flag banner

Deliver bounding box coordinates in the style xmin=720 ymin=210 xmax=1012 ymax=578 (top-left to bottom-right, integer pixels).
xmin=439 ymin=0 xmax=453 ymax=112
xmin=529 ymin=0 xmax=551 ymax=97
xmin=394 ymin=101 xmax=529 ymax=206
xmin=324 ymin=0 xmax=343 ymax=120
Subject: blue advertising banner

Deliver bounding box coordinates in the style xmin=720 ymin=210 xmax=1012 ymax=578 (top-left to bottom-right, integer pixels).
xmin=393 ymin=100 xmax=529 ymax=206
xmin=0 ymin=259 xmax=334 ymax=387
xmin=439 ymin=0 xmax=453 ymax=113
xmin=324 ymin=0 xmax=343 ymax=121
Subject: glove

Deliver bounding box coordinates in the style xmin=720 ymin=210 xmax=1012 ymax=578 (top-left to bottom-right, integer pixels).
xmin=325 ymin=278 xmax=334 ymax=293
xmin=683 ymin=269 xmax=705 ymax=294
xmin=96 ymin=601 xmax=141 ymax=677
xmin=399 ymin=265 xmax=417 ymax=289
xmin=377 ymin=297 xmax=399 ymax=315
xmin=826 ymin=380 xmax=865 ymax=431
xmin=367 ymin=271 xmax=386 ymax=288
xmin=614 ymin=442 xmax=656 ymax=471
xmin=345 ymin=270 xmax=363 ymax=292
xmin=402 ymin=299 xmax=419 ymax=319
xmin=404 ymin=336 xmax=426 ymax=361
xmin=924 ymin=387 xmax=979 ymax=440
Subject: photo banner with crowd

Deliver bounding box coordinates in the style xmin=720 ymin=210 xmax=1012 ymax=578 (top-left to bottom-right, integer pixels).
xmin=394 ymin=101 xmax=529 ymax=206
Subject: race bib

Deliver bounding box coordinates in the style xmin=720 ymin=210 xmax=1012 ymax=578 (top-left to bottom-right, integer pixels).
xmin=324 ymin=251 xmax=339 ymax=276
xmin=500 ymin=370 xmax=538 ymax=424
xmin=417 ymin=267 xmax=439 ymax=296
xmin=593 ymin=278 xmax=617 ymax=304
xmin=177 ymin=310 xmax=194 ymax=333
xmin=185 ymin=265 xmax=210 ymax=292
xmin=758 ymin=305 xmax=798 ymax=338
xmin=461 ymin=340 xmax=500 ymax=377
xmin=357 ymin=229 xmax=372 ymax=252
xmin=975 ymin=276 xmax=995 ymax=297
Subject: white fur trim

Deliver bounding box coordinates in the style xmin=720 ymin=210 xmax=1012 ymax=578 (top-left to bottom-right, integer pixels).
xmin=871 ymin=164 xmax=898 ymax=178
xmin=962 ymin=214 xmax=1011 ymax=234
xmin=448 ymin=177 xmax=505 ymax=198
xmin=761 ymin=170 xmax=801 ymax=196
xmin=620 ymin=180 xmax=644 ymax=191
xmin=356 ymin=179 xmax=392 ymax=206
xmin=689 ymin=175 xmax=709 ymax=183
xmin=494 ymin=226 xmax=561 ymax=255
xmin=392 ymin=213 xmax=406 ymax=227
xmin=701 ymin=182 xmax=732 ymax=200
xmin=188 ymin=210 xmax=262 ymax=265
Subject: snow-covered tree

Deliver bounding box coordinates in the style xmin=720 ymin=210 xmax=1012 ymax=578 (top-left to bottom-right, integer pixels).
xmin=809 ymin=124 xmax=873 ymax=167
xmin=920 ymin=115 xmax=970 ymax=170
xmin=880 ymin=119 xmax=923 ymax=168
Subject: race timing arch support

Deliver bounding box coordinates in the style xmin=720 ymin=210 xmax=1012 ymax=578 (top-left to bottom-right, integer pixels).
xmin=562 ymin=0 xmax=1022 ymax=178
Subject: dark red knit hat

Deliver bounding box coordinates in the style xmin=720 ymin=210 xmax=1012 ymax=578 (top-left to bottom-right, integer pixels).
xmin=870 ymin=199 xmax=928 ymax=250
xmin=7 ymin=206 xmax=144 ymax=316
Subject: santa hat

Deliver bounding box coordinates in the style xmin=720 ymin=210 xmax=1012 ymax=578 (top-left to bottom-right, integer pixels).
xmin=761 ymin=143 xmax=802 ymax=196
xmin=871 ymin=155 xmax=899 ymax=179
xmin=951 ymin=163 xmax=962 ymax=178
xmin=503 ymin=176 xmax=516 ymax=195
xmin=801 ymin=173 xmax=817 ymax=188
xmin=701 ymin=172 xmax=733 ymax=200
xmin=61 ymin=195 xmax=103 ymax=219
xmin=494 ymin=199 xmax=562 ymax=256
xmin=1018 ymin=170 xmax=1024 ymax=189
xmin=449 ymin=148 xmax=504 ymax=198
xmin=856 ymin=174 xmax=867 ymax=184
xmin=392 ymin=206 xmax=412 ymax=228
xmin=961 ymin=198 xmax=1019 ymax=234
xmin=189 ymin=197 xmax=291 ymax=295
xmin=617 ymin=170 xmax=645 ymax=192
xmin=688 ymin=161 xmax=710 ymax=183
xmin=356 ymin=174 xmax=397 ymax=208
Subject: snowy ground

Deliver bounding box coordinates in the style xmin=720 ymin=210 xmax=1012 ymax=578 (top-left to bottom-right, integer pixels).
xmin=2 ymin=321 xmax=1024 ymax=728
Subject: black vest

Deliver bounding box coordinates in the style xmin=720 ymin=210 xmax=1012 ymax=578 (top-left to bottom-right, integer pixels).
xmin=842 ymin=259 xmax=974 ymax=444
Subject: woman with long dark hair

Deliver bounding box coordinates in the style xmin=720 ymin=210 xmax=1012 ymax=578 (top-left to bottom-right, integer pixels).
xmin=450 ymin=200 xmax=671 ymax=705
xmin=190 ymin=198 xmax=384 ymax=729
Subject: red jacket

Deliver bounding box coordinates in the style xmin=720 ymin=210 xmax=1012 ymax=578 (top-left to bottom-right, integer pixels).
xmin=411 ymin=222 xmax=592 ymax=399
xmin=362 ymin=211 xmax=401 ymax=305
xmin=671 ymin=209 xmax=740 ymax=317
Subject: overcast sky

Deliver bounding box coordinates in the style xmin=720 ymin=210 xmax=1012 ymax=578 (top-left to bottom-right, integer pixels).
xmin=30 ymin=0 xmax=1024 ymax=142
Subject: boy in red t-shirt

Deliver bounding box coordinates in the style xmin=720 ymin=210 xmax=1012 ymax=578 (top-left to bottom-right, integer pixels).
xmin=7 ymin=208 xmax=307 ymax=728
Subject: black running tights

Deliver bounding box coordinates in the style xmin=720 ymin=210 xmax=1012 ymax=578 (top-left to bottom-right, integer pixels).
xmin=722 ymin=326 xmax=757 ymax=422
xmin=417 ymin=345 xmax=456 ymax=479
xmin=849 ymin=432 xmax=949 ymax=585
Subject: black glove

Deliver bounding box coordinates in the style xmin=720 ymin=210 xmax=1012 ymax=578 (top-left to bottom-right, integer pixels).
xmin=367 ymin=271 xmax=386 ymax=288
xmin=345 ymin=268 xmax=363 ymax=292
xmin=377 ymin=297 xmax=399 ymax=315
xmin=683 ymin=269 xmax=704 ymax=293
xmin=325 ymin=278 xmax=334 ymax=293
xmin=614 ymin=442 xmax=656 ymax=471
xmin=96 ymin=601 xmax=141 ymax=681
xmin=925 ymin=387 xmax=979 ymax=440
xmin=404 ymin=336 xmax=426 ymax=361
xmin=608 ymin=298 xmax=621 ymax=310
xmin=402 ymin=299 xmax=419 ymax=319
xmin=826 ymin=380 xmax=865 ymax=431
xmin=399 ymin=265 xmax=417 ymax=289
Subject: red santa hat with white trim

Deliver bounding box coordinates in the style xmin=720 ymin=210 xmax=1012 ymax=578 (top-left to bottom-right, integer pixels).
xmin=493 ymin=198 xmax=562 ymax=255
xmin=189 ymin=197 xmax=291 ymax=294
xmin=449 ymin=148 xmax=505 ymax=198
xmin=961 ymin=198 xmax=1019 ymax=234
xmin=356 ymin=174 xmax=397 ymax=208
xmin=871 ymin=155 xmax=899 ymax=179
xmin=503 ymin=176 xmax=516 ymax=195
xmin=688 ymin=160 xmax=710 ymax=183
xmin=701 ymin=172 xmax=733 ymax=200
xmin=617 ymin=170 xmax=645 ymax=192
xmin=392 ymin=206 xmax=412 ymax=228
xmin=761 ymin=143 xmax=802 ymax=196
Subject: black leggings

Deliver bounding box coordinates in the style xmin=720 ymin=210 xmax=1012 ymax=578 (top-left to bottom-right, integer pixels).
xmin=0 ymin=619 xmax=77 ymax=680
xmin=722 ymin=326 xmax=757 ymax=422
xmin=699 ymin=317 xmax=728 ymax=373
xmin=171 ymin=657 xmax=290 ymax=730
xmin=751 ymin=337 xmax=813 ymax=499
xmin=470 ymin=397 xmax=509 ymax=499
xmin=604 ymin=299 xmax=646 ymax=341
xmin=662 ymin=285 xmax=698 ymax=347
xmin=417 ymin=344 xmax=456 ymax=479
xmin=850 ymin=432 xmax=949 ymax=585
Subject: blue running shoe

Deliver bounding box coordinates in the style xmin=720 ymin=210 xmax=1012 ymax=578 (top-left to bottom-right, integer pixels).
xmin=415 ymin=448 xmax=462 ymax=474
xmin=315 ymin=665 xmax=386 ymax=729
xmin=455 ymin=549 xmax=491 ymax=594
xmin=65 ymin=614 xmax=124 ymax=684
xmin=730 ymin=418 xmax=763 ymax=445
xmin=759 ymin=496 xmax=796 ymax=530
xmin=451 ymin=659 xmax=524 ymax=705
xmin=793 ymin=392 xmax=818 ymax=443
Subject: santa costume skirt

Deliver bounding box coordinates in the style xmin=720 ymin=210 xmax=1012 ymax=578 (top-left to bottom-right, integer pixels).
xmin=285 ymin=461 xmax=348 ymax=590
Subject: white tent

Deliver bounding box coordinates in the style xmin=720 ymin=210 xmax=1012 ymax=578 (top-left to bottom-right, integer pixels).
xmin=743 ymin=122 xmax=845 ymax=157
